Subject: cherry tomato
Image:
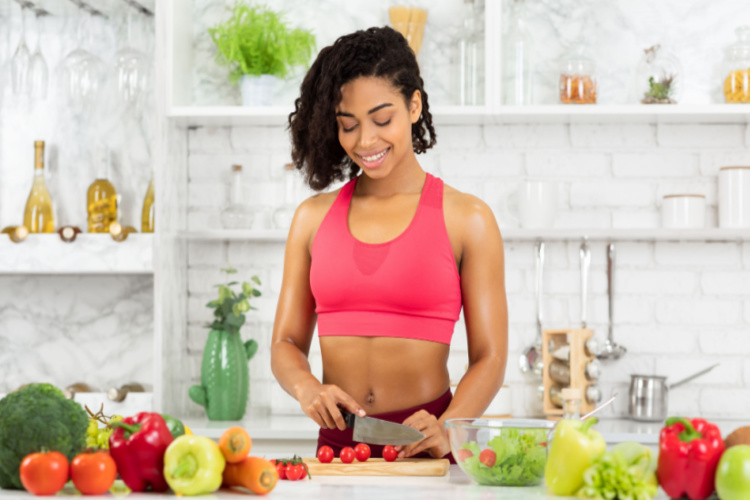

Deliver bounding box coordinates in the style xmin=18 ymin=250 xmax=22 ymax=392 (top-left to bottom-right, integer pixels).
xmin=299 ymin=465 xmax=307 ymax=479
xmin=270 ymin=460 xmax=287 ymax=480
xmin=354 ymin=443 xmax=371 ymax=462
xmin=19 ymin=451 xmax=69 ymax=496
xmin=382 ymin=445 xmax=398 ymax=462
xmin=340 ymin=446 xmax=355 ymax=464
xmin=285 ymin=463 xmax=303 ymax=481
xmin=317 ymin=445 xmax=334 ymax=464
xmin=456 ymin=448 xmax=473 ymax=462
xmin=70 ymin=451 xmax=117 ymax=495
xmin=479 ymin=449 xmax=496 ymax=467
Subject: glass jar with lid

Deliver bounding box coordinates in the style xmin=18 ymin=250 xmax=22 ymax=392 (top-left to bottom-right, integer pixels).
xmin=635 ymin=45 xmax=683 ymax=104
xmin=559 ymin=41 xmax=596 ymax=104
xmin=722 ymin=26 xmax=750 ymax=103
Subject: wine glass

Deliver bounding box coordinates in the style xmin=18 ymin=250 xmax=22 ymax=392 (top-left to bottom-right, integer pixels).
xmin=11 ymin=6 xmax=30 ymax=95
xmin=115 ymin=12 xmax=149 ymax=112
xmin=29 ymin=12 xmax=48 ymax=100
xmin=61 ymin=8 xmax=105 ymax=116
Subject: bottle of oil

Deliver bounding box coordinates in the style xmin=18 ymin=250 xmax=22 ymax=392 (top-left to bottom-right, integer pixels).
xmin=23 ymin=141 xmax=55 ymax=233
xmin=141 ymin=178 xmax=154 ymax=233
xmin=87 ymin=147 xmax=117 ymax=233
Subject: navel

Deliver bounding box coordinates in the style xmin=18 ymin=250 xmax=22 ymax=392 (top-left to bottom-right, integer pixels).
xmin=365 ymin=391 xmax=375 ymax=406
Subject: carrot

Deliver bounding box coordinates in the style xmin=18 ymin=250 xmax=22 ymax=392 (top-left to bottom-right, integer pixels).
xmin=219 ymin=426 xmax=252 ymax=463
xmin=223 ymin=456 xmax=278 ymax=495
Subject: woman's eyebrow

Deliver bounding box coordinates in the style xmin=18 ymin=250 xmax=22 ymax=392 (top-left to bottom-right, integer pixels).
xmin=335 ymin=103 xmax=393 ymax=117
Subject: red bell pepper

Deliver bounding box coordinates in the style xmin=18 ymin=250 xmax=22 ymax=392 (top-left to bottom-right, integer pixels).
xmin=108 ymin=412 xmax=174 ymax=492
xmin=657 ymin=416 xmax=725 ymax=500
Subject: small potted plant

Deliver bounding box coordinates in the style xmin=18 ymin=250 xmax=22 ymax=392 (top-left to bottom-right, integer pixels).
xmin=208 ymin=2 xmax=316 ymax=106
xmin=189 ymin=267 xmax=261 ymax=421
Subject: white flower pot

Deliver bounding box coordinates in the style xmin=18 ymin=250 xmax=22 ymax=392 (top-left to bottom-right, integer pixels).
xmin=240 ymin=74 xmax=277 ymax=106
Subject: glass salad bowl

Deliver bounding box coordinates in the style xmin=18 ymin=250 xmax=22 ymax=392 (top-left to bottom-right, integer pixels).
xmin=445 ymin=418 xmax=553 ymax=486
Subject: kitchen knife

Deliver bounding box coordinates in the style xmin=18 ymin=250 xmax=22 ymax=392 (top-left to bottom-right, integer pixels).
xmin=340 ymin=409 xmax=425 ymax=446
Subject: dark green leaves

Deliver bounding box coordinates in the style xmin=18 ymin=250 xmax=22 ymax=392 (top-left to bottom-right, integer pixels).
xmin=205 ymin=267 xmax=262 ymax=334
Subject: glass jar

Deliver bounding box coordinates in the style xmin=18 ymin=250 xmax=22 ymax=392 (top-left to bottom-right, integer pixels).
xmin=635 ymin=45 xmax=682 ymax=104
xmin=221 ymin=164 xmax=254 ymax=229
xmin=559 ymin=42 xmax=596 ymax=104
xmin=722 ymin=26 xmax=750 ymax=103
xmin=272 ymin=163 xmax=298 ymax=230
xmin=502 ymin=0 xmax=533 ymax=105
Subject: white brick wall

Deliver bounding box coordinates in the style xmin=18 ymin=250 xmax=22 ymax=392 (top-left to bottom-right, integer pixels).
xmin=185 ymin=123 xmax=750 ymax=420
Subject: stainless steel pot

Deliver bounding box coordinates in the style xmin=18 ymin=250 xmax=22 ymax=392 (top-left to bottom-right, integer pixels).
xmin=628 ymin=363 xmax=719 ymax=422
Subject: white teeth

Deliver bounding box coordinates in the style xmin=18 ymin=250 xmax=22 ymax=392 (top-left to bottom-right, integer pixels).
xmin=362 ymin=149 xmax=388 ymax=162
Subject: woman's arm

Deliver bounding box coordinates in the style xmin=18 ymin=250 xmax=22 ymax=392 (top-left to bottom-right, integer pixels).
xmin=399 ymin=194 xmax=508 ymax=458
xmin=270 ymin=197 xmax=366 ymax=430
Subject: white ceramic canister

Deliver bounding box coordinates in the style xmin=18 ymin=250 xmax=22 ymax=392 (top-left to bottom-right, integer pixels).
xmin=661 ymin=194 xmax=706 ymax=229
xmin=719 ymin=166 xmax=750 ymax=228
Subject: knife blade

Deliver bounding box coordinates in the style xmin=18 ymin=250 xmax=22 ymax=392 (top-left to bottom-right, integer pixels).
xmin=340 ymin=409 xmax=425 ymax=446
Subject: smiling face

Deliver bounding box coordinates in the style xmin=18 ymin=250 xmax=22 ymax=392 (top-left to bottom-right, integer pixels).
xmin=336 ymin=76 xmax=422 ymax=180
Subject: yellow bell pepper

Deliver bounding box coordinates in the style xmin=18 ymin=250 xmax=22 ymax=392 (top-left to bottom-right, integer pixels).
xmin=163 ymin=435 xmax=225 ymax=496
xmin=544 ymin=417 xmax=606 ymax=496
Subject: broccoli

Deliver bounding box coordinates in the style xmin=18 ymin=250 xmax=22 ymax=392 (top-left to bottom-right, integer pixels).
xmin=0 ymin=383 xmax=88 ymax=489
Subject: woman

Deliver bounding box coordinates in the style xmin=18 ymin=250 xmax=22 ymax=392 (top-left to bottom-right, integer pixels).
xmin=271 ymin=26 xmax=508 ymax=461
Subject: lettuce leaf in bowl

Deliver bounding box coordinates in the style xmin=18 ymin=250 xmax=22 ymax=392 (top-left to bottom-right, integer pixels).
xmin=459 ymin=428 xmax=547 ymax=486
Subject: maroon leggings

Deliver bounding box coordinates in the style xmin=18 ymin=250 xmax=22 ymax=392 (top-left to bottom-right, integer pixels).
xmin=317 ymin=389 xmax=456 ymax=464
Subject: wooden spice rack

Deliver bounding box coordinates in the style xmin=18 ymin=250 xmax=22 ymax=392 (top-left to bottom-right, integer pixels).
xmin=542 ymin=328 xmax=596 ymax=418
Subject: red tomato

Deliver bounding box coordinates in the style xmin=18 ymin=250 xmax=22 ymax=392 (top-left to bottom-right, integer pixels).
xmin=70 ymin=451 xmax=117 ymax=495
xmin=382 ymin=445 xmax=398 ymax=462
xmin=479 ymin=449 xmax=496 ymax=467
xmin=270 ymin=460 xmax=287 ymax=480
xmin=340 ymin=447 xmax=355 ymax=464
xmin=299 ymin=465 xmax=307 ymax=480
xmin=354 ymin=443 xmax=371 ymax=462
xmin=456 ymin=449 xmax=473 ymax=462
xmin=285 ymin=463 xmax=303 ymax=481
xmin=317 ymin=446 xmax=334 ymax=464
xmin=19 ymin=451 xmax=69 ymax=496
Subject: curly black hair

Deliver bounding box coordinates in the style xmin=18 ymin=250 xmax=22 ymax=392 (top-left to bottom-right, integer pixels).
xmin=288 ymin=26 xmax=437 ymax=191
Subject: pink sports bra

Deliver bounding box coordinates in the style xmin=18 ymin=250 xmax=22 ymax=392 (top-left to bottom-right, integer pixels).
xmin=310 ymin=173 xmax=462 ymax=345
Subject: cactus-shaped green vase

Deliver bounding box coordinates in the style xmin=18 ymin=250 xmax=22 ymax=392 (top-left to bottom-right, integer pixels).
xmin=189 ymin=329 xmax=258 ymax=420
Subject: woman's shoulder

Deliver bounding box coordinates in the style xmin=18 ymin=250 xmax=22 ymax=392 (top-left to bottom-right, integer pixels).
xmin=288 ymin=187 xmax=345 ymax=246
xmin=441 ymin=181 xmax=497 ymax=226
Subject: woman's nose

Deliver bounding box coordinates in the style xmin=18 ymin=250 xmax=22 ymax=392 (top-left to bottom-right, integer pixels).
xmin=358 ymin=123 xmax=378 ymax=149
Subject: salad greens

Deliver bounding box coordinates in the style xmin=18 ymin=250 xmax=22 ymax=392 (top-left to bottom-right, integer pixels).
xmin=459 ymin=428 xmax=547 ymax=486
xmin=577 ymin=441 xmax=658 ymax=500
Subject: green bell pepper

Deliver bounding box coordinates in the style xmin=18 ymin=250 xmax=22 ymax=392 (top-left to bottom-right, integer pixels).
xmin=545 ymin=417 xmax=606 ymax=496
xmin=163 ymin=435 xmax=225 ymax=496
xmin=161 ymin=413 xmax=186 ymax=439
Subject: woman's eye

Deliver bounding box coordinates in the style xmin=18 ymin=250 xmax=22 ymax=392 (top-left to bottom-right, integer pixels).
xmin=342 ymin=124 xmax=357 ymax=132
xmin=375 ymin=119 xmax=392 ymax=127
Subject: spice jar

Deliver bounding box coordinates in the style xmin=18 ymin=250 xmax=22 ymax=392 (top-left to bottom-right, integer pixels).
xmin=635 ymin=45 xmax=682 ymax=104
xmin=559 ymin=42 xmax=597 ymax=104
xmin=722 ymin=26 xmax=750 ymax=103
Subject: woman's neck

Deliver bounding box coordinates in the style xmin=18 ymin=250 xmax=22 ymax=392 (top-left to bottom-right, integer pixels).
xmin=356 ymin=153 xmax=425 ymax=198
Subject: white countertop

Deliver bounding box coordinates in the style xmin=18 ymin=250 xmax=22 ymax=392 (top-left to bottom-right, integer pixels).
xmin=0 ymin=465 xmax=673 ymax=499
xmin=183 ymin=414 xmax=750 ymax=446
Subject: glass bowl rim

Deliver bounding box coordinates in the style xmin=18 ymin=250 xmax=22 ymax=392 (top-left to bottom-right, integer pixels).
xmin=444 ymin=418 xmax=554 ymax=430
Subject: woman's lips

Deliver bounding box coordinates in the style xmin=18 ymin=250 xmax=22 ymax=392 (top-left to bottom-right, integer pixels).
xmin=358 ymin=147 xmax=390 ymax=169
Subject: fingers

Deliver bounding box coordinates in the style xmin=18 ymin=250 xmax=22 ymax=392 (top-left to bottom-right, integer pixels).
xmin=301 ymin=385 xmax=364 ymax=431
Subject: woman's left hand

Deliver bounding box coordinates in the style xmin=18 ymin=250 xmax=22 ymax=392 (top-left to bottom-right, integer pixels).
xmin=395 ymin=410 xmax=450 ymax=459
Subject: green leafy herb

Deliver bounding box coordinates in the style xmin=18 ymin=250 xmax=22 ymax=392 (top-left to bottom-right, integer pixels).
xmin=205 ymin=266 xmax=262 ymax=334
xmin=577 ymin=441 xmax=659 ymax=500
xmin=208 ymin=2 xmax=316 ymax=84
xmin=459 ymin=428 xmax=547 ymax=486
xmin=645 ymin=75 xmax=673 ymax=100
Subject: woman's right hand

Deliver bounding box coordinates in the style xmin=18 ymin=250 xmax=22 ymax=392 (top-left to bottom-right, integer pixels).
xmin=296 ymin=381 xmax=366 ymax=430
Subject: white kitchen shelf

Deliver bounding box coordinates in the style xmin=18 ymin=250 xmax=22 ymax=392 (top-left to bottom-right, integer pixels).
xmin=0 ymin=234 xmax=154 ymax=274
xmin=168 ymin=104 xmax=750 ymax=128
xmin=181 ymin=228 xmax=750 ymax=243
xmin=168 ymin=105 xmax=491 ymax=127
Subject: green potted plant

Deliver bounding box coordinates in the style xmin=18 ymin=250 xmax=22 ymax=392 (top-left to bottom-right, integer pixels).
xmin=188 ymin=267 xmax=262 ymax=420
xmin=208 ymin=2 xmax=316 ymax=106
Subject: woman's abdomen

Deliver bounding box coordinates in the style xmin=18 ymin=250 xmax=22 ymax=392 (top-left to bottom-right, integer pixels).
xmin=319 ymin=336 xmax=451 ymax=414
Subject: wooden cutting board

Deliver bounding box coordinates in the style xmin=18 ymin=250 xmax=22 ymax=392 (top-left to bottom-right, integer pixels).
xmin=304 ymin=457 xmax=450 ymax=476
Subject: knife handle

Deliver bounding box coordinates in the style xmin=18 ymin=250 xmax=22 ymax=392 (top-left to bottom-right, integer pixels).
xmin=339 ymin=408 xmax=357 ymax=429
